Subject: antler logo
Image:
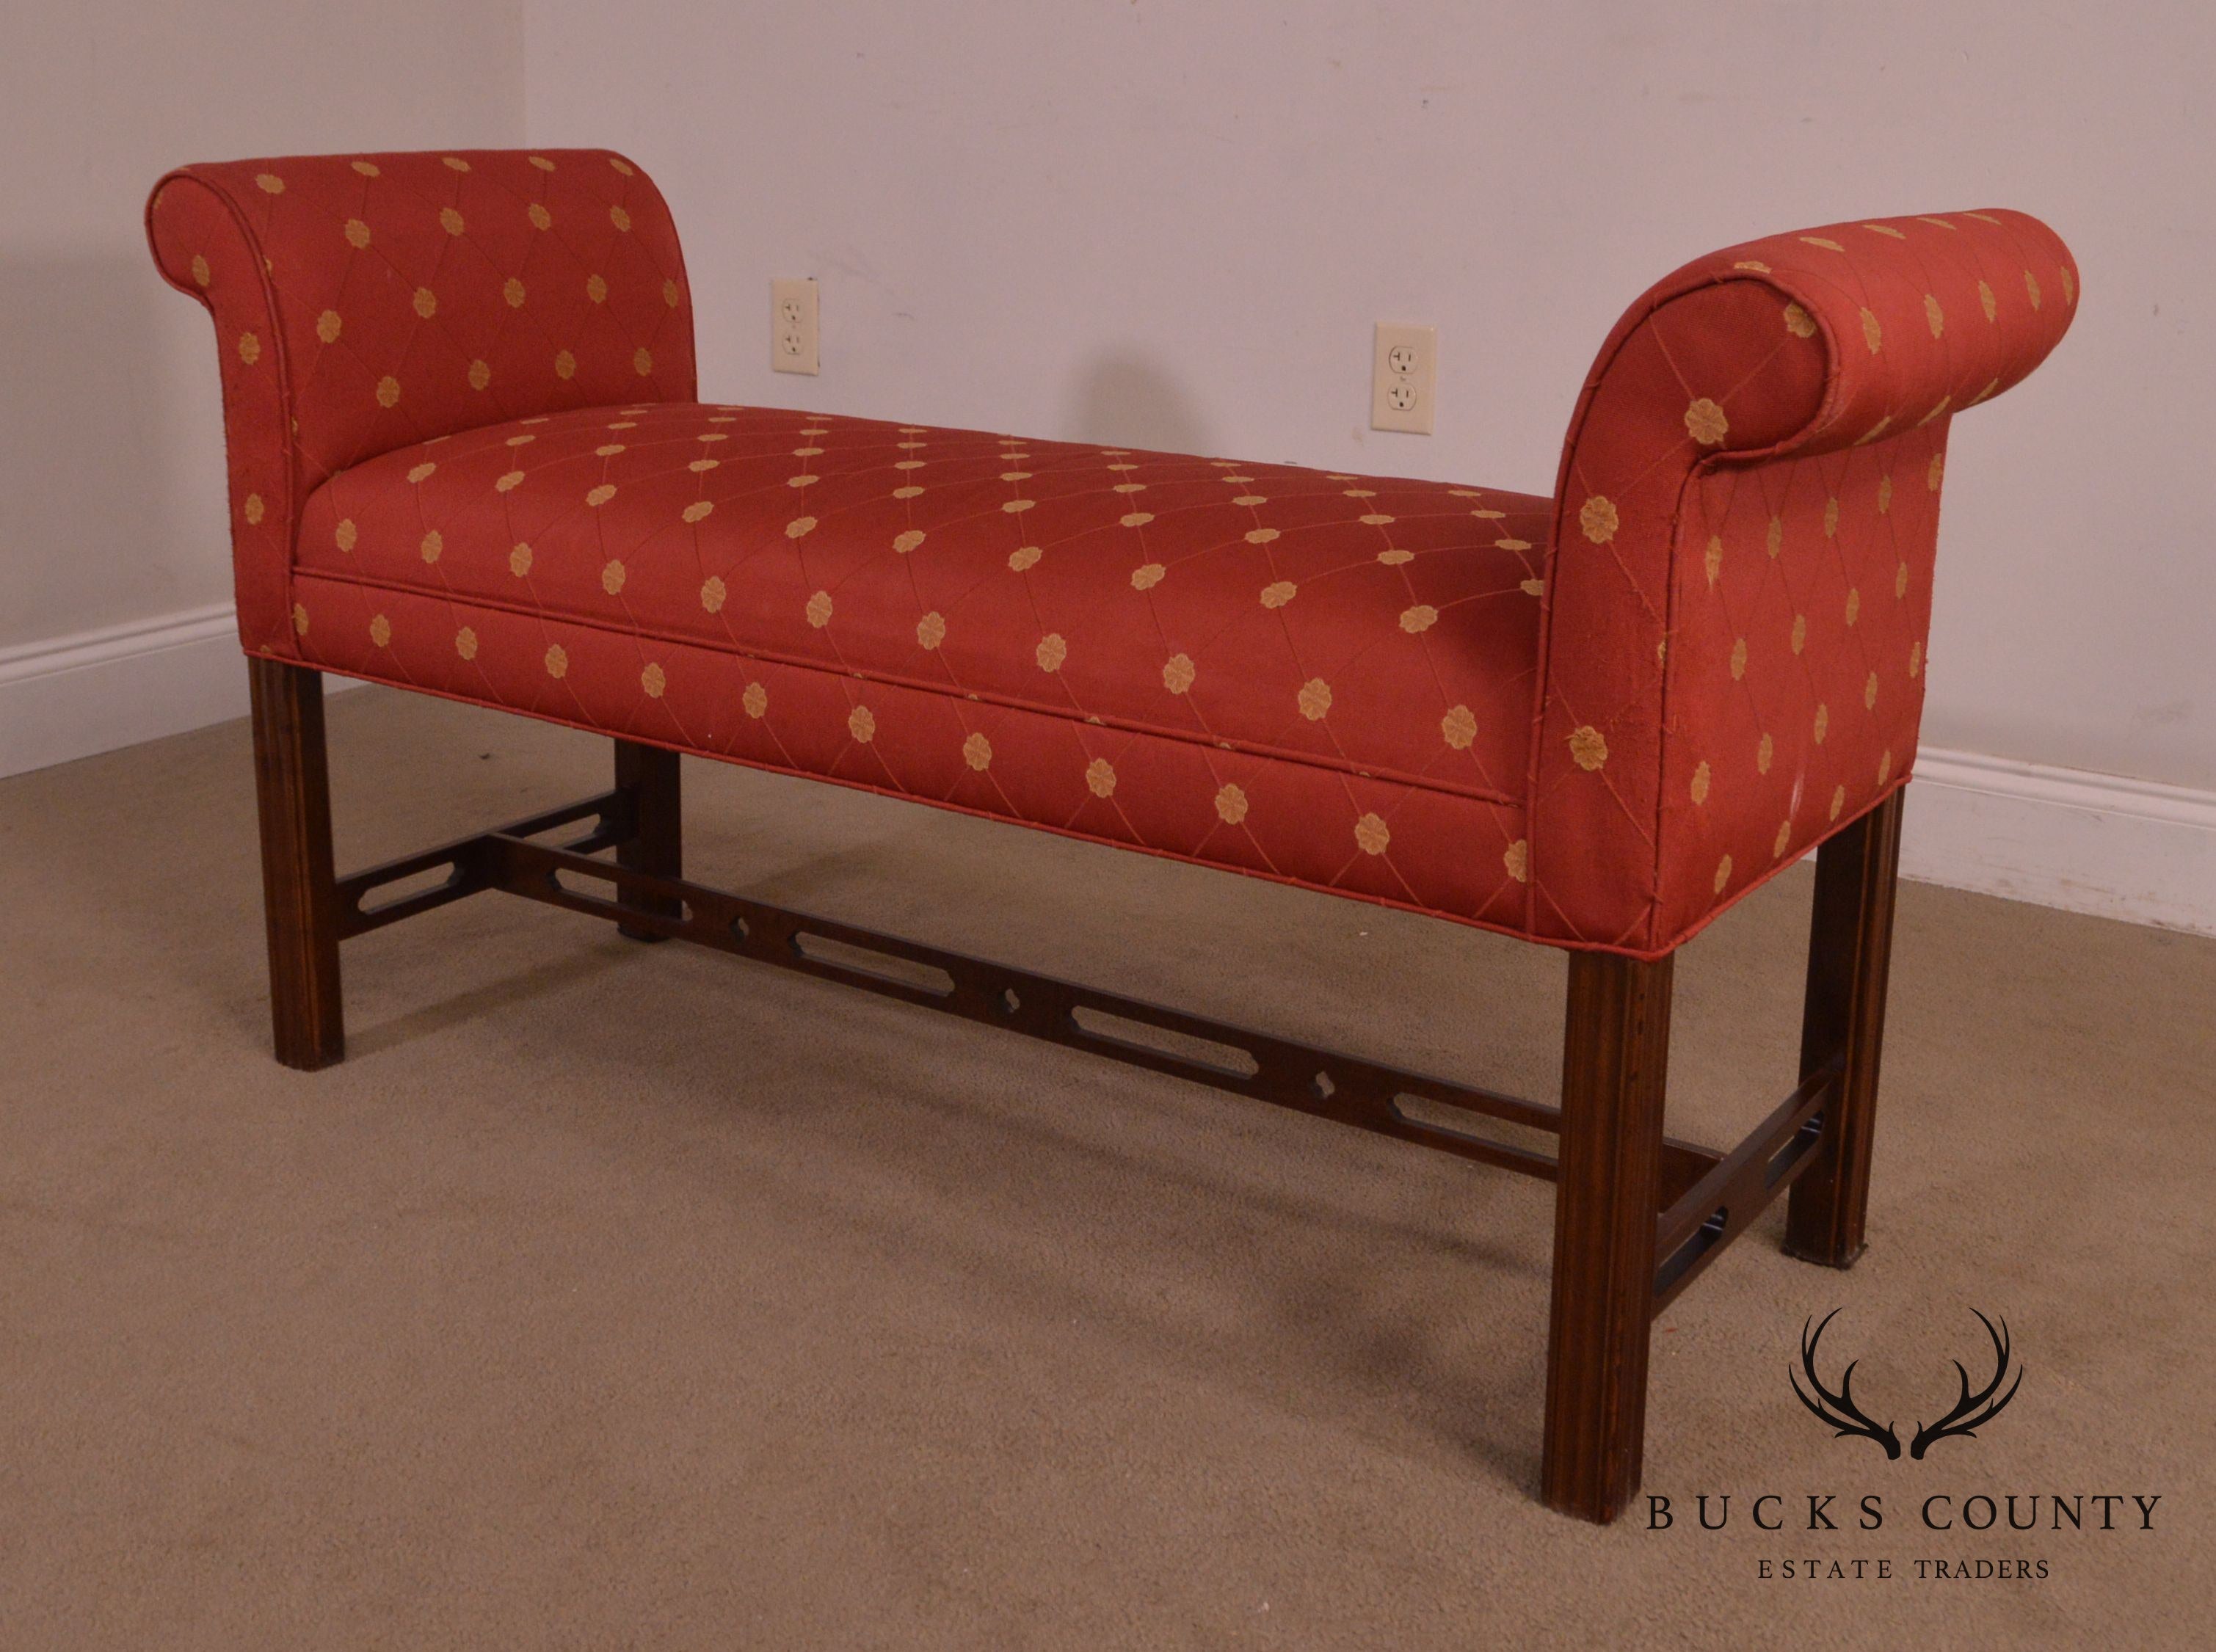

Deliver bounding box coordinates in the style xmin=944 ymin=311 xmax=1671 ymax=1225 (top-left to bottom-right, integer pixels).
xmin=1792 ymin=1309 xmax=1901 ymax=1458
xmin=1909 ymin=1310 xmax=2024 ymax=1459
xmin=1791 ymin=1309 xmax=2023 ymax=1460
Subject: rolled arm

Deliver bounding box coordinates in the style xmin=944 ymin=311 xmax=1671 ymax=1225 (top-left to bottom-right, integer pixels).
xmin=148 ymin=172 xmax=299 ymax=655
xmin=146 ymin=149 xmax=699 ymax=661
xmin=1525 ymin=210 xmax=2078 ymax=953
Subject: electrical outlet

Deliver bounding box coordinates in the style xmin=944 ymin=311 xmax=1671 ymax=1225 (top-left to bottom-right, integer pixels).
xmin=772 ymin=277 xmax=819 ymax=375
xmin=1371 ymin=322 xmax=1436 ymax=434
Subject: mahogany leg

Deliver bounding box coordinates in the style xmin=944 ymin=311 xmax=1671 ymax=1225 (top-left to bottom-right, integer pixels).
xmin=1785 ymin=788 xmax=1905 ymax=1268
xmin=1542 ymin=949 xmax=1674 ymax=1524
xmin=247 ymin=656 xmax=344 ymax=1069
xmin=614 ymin=739 xmax=682 ymax=941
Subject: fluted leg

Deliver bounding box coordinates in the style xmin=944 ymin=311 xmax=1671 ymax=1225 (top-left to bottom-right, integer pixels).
xmin=247 ymin=657 xmax=344 ymax=1069
xmin=1785 ymin=789 xmax=1904 ymax=1267
xmin=614 ymin=740 xmax=683 ymax=941
xmin=1542 ymin=949 xmax=1673 ymax=1523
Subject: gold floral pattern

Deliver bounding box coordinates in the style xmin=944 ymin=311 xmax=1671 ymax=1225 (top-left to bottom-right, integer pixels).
xmin=1684 ymin=398 xmax=1729 ymax=445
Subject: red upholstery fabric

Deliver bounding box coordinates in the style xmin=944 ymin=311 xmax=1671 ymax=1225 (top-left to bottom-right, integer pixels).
xmin=149 ymin=152 xmax=2078 ymax=957
xmin=296 ymin=404 xmax=1550 ymax=807
xmin=145 ymin=149 xmax=695 ymax=655
xmin=286 ymin=403 xmax=1548 ymax=928
xmin=1530 ymin=210 xmax=2079 ymax=950
xmin=288 ymin=565 xmax=1539 ymax=934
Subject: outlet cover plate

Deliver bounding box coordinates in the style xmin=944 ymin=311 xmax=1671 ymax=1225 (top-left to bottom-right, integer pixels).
xmin=772 ymin=277 xmax=819 ymax=375
xmin=1371 ymin=321 xmax=1436 ymax=434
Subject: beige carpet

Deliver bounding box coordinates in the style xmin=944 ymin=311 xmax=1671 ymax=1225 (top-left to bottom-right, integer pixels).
xmin=1 ymin=685 xmax=2208 ymax=1649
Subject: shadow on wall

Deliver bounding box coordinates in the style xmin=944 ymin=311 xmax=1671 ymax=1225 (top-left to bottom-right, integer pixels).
xmin=0 ymin=254 xmax=178 ymax=651
xmin=1064 ymin=351 xmax=1214 ymax=457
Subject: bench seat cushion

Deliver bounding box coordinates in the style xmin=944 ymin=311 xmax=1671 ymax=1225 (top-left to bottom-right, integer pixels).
xmin=288 ymin=402 xmax=1553 ymax=930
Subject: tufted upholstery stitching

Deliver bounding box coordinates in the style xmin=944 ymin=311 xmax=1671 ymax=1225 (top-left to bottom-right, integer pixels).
xmin=295 ymin=401 xmax=1552 ymax=811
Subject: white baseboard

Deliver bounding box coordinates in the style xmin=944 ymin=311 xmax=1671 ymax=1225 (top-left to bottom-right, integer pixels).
xmin=0 ymin=603 xmax=363 ymax=781
xmin=1904 ymin=746 xmax=2216 ymax=938
xmin=1 ymin=603 xmax=248 ymax=779
xmin=5 ymin=612 xmax=2211 ymax=937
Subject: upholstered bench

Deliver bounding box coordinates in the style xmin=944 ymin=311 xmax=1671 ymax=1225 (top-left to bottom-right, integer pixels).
xmin=147 ymin=149 xmax=2076 ymax=1523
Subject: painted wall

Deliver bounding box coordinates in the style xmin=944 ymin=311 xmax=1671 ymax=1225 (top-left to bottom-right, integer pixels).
xmin=0 ymin=1 xmax=524 ymax=652
xmin=525 ymin=0 xmax=2215 ymax=794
